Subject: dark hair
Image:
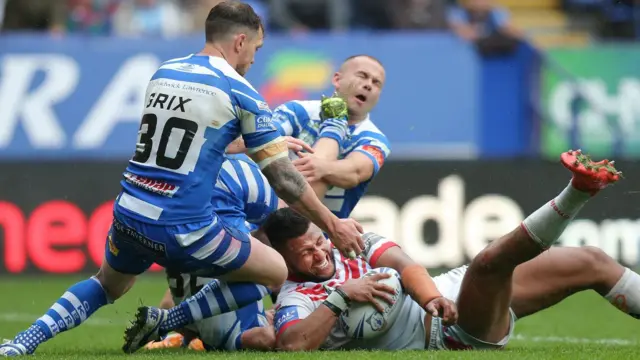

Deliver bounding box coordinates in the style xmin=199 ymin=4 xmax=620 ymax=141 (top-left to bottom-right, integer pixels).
xmin=342 ymin=54 xmax=384 ymax=68
xmin=262 ymin=208 xmax=311 ymax=250
xmin=205 ymin=1 xmax=263 ymax=43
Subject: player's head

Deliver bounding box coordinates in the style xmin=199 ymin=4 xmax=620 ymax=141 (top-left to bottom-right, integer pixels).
xmin=205 ymin=1 xmax=264 ymax=76
xmin=262 ymin=208 xmax=335 ymax=282
xmin=333 ymin=55 xmax=386 ymax=121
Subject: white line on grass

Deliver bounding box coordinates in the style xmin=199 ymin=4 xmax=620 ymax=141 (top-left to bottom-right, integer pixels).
xmin=512 ymin=334 xmax=637 ymax=345
xmin=1 ymin=313 xmax=636 ymax=346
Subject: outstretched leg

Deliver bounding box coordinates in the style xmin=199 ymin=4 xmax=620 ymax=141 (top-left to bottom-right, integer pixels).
xmin=455 ymin=150 xmax=621 ymax=344
xmin=511 ymin=246 xmax=640 ymax=320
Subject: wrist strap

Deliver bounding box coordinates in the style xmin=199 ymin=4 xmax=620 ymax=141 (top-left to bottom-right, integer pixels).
xmin=323 ymin=289 xmax=350 ymax=316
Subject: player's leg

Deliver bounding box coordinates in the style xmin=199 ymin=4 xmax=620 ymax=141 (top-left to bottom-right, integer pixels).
xmin=123 ymin=230 xmax=284 ymax=353
xmin=146 ymin=236 xmax=281 ymax=336
xmin=0 ymin=228 xmax=151 ymax=356
xmin=452 ymin=150 xmax=620 ymax=346
xmin=511 ymin=246 xmax=640 ymax=319
xmin=197 ymin=300 xmax=274 ymax=351
xmin=159 ymin=288 xmax=175 ymax=309
xmin=217 ymin=236 xmax=287 ymax=286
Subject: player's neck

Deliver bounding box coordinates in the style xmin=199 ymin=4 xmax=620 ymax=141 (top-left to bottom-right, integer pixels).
xmin=199 ymin=43 xmax=235 ymax=67
xmin=348 ymin=113 xmax=367 ymax=125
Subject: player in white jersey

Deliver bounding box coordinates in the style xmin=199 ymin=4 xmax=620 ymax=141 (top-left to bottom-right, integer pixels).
xmin=269 ymin=151 xmax=624 ymax=351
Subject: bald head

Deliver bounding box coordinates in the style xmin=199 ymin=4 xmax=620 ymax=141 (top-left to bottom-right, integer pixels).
xmin=339 ymin=55 xmax=384 ymax=72
xmin=332 ymin=55 xmax=386 ymax=122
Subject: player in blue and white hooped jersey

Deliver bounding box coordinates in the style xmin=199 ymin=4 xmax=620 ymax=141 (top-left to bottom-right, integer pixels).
xmin=146 ymin=153 xmax=283 ymax=352
xmin=273 ymin=55 xmax=391 ymax=219
xmin=0 ymin=3 xmax=363 ymax=357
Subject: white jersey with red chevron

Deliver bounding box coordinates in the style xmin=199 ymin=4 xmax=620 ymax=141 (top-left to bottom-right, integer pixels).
xmin=273 ymin=233 xmax=428 ymax=350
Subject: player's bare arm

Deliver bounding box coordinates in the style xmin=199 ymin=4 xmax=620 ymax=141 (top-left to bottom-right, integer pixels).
xmin=251 ymin=143 xmax=364 ymax=256
xmin=276 ymin=274 xmax=395 ymax=351
xmin=294 ymin=151 xmax=374 ymax=190
xmin=296 ymin=93 xmax=350 ymax=196
xmin=276 ymin=304 xmax=339 ymax=351
xmin=239 ymin=326 xmax=276 ymax=351
xmin=363 ymin=233 xmax=458 ymax=324
xmin=227 ymin=135 xmax=314 ymax=155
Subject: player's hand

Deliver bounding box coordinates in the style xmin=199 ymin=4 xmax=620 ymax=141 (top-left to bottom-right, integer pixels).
xmin=284 ymin=136 xmax=314 ymax=154
xmin=425 ymin=297 xmax=458 ymax=326
xmin=265 ymin=309 xmax=275 ymax=326
xmin=320 ymin=92 xmax=348 ymax=120
xmin=292 ymin=152 xmax=329 ymax=182
xmin=327 ymin=218 xmax=364 ymax=259
xmin=339 ymin=273 xmax=397 ymax=313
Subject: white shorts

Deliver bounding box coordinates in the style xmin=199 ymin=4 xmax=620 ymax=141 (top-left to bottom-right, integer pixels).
xmin=427 ymin=265 xmax=516 ymax=350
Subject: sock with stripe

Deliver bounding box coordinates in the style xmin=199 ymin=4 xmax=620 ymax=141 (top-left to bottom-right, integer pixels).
xmin=521 ymin=183 xmax=591 ymax=248
xmin=160 ymin=280 xmax=269 ymax=332
xmin=12 ymin=276 xmax=110 ymax=354
xmin=605 ymin=268 xmax=640 ymax=319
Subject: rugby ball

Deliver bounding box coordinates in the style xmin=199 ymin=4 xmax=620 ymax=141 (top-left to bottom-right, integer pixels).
xmin=338 ymin=267 xmax=405 ymax=339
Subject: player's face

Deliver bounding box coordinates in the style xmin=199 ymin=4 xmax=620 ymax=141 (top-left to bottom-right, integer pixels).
xmin=235 ymin=28 xmax=263 ymax=76
xmin=333 ymin=57 xmax=385 ymax=119
xmin=282 ymin=225 xmax=335 ymax=281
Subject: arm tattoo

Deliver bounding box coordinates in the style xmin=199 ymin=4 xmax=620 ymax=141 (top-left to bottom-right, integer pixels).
xmin=262 ymin=157 xmax=307 ymax=204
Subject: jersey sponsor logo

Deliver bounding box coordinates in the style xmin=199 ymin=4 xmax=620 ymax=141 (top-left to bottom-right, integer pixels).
xmin=274 ymin=306 xmax=299 ymax=332
xmin=256 ymin=115 xmax=274 ymax=130
xmin=123 ymin=172 xmax=179 ymax=197
xmin=257 ymin=100 xmax=270 ymax=112
xmin=112 ymin=219 xmax=167 ymax=258
xmin=107 ymin=234 xmax=119 ymax=256
xmin=362 ymin=145 xmax=385 ymax=167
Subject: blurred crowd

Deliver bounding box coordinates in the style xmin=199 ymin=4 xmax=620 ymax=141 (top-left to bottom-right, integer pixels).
xmin=0 ymin=0 xmax=522 ymax=43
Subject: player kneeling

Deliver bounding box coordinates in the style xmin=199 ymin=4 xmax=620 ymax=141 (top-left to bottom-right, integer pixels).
xmin=269 ymin=150 xmax=622 ymax=351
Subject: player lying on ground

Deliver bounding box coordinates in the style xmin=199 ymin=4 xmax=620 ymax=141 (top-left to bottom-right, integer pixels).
xmin=268 ymin=150 xmax=628 ymax=351
xmin=0 ymin=2 xmax=364 ymax=357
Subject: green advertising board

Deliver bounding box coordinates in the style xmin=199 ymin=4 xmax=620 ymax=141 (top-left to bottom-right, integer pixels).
xmin=541 ymin=46 xmax=640 ymax=159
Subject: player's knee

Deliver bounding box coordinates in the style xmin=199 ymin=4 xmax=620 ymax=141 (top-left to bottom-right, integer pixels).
xmin=576 ymin=246 xmax=615 ymax=282
xmin=470 ymin=247 xmax=511 ymax=275
xmin=95 ymin=265 xmax=136 ymax=301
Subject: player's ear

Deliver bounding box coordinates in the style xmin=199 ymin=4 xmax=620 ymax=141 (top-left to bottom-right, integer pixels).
xmin=234 ymin=33 xmax=247 ymax=53
xmin=331 ymin=72 xmax=341 ymax=89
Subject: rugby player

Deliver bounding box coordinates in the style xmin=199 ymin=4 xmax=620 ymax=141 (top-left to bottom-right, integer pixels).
xmin=268 ymin=150 xmax=635 ymax=351
xmin=146 ymin=153 xmax=284 ymax=352
xmin=144 ymin=95 xmax=357 ymax=352
xmin=0 ymin=2 xmax=363 ymax=357
xmin=230 ymin=54 xmax=390 ymax=217
xmin=281 ymin=55 xmax=389 ymax=211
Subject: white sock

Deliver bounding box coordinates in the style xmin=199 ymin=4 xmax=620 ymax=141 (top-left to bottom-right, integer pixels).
xmin=521 ymin=183 xmax=591 ymax=248
xmin=605 ymin=268 xmax=640 ymax=319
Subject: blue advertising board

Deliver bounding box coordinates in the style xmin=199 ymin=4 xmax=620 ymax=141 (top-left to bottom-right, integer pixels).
xmin=0 ymin=33 xmax=481 ymax=160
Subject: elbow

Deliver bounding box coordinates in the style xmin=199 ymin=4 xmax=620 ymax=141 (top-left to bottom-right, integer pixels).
xmin=342 ymin=173 xmax=365 ymax=189
xmin=276 ymin=337 xmax=306 ymax=352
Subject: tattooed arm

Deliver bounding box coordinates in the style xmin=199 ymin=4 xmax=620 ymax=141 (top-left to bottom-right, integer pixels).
xmin=258 ymin=153 xmax=336 ymax=235
xmin=248 ymin=139 xmax=363 ymax=256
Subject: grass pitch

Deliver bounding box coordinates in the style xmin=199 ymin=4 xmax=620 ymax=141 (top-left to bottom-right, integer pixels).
xmin=1 ymin=274 xmax=639 ymax=359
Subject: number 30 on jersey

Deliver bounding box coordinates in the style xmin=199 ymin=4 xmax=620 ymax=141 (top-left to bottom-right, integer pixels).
xmin=131 ymin=112 xmax=205 ymax=175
